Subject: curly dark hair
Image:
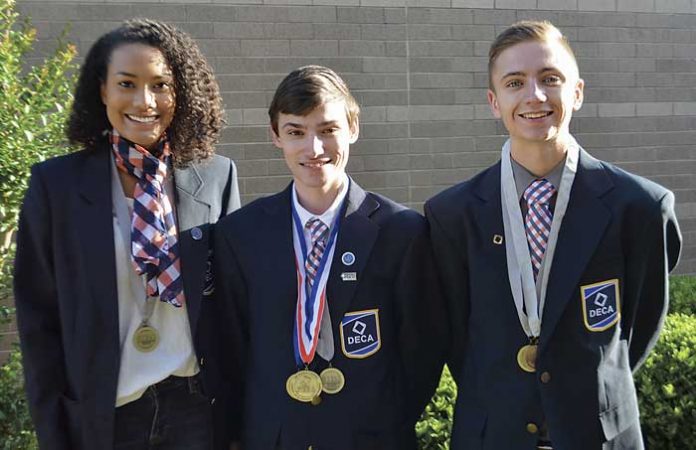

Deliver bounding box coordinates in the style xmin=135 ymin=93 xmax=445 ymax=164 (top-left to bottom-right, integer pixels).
xmin=67 ymin=18 xmax=224 ymax=167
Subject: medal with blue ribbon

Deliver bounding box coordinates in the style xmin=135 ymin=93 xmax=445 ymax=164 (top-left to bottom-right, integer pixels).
xmin=287 ymin=197 xmax=347 ymax=403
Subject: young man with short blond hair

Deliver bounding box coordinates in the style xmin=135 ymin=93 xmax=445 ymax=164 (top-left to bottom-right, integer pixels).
xmin=426 ymin=21 xmax=681 ymax=450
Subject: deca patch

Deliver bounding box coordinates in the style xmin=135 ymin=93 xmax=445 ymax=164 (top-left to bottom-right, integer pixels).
xmin=340 ymin=309 xmax=381 ymax=359
xmin=580 ymin=279 xmax=621 ymax=332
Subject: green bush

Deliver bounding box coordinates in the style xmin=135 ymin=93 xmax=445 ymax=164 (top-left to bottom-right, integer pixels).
xmin=0 ymin=0 xmax=76 ymax=304
xmin=0 ymin=0 xmax=76 ymax=447
xmin=416 ymin=365 xmax=455 ymax=450
xmin=636 ymin=313 xmax=696 ymax=450
xmin=0 ymin=347 xmax=37 ymax=450
xmin=669 ymin=275 xmax=695 ymax=315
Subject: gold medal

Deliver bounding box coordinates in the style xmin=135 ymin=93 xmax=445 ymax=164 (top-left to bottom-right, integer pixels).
xmin=286 ymin=370 xmax=323 ymax=403
xmin=133 ymin=323 xmax=159 ymax=353
xmin=517 ymin=344 xmax=538 ymax=373
xmin=320 ymin=367 xmax=345 ymax=394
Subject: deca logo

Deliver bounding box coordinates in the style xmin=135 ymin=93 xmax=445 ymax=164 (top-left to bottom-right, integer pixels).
xmin=340 ymin=309 xmax=381 ymax=359
xmin=347 ymin=320 xmax=376 ymax=345
xmin=581 ymin=279 xmax=621 ymax=332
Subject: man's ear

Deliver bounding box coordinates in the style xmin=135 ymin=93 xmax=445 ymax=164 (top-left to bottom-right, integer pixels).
xmin=270 ymin=125 xmax=283 ymax=149
xmin=487 ymin=89 xmax=501 ymax=119
xmin=349 ymin=119 xmax=359 ymax=144
xmin=573 ymin=78 xmax=585 ymax=112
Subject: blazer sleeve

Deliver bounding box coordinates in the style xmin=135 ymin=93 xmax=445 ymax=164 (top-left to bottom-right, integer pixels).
xmin=625 ymin=190 xmax=682 ymax=370
xmin=395 ymin=216 xmax=449 ymax=426
xmin=211 ymin=219 xmax=248 ymax=442
xmin=13 ymin=165 xmax=71 ymax=450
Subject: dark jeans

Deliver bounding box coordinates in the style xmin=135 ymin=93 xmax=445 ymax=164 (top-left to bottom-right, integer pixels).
xmin=114 ymin=375 xmax=213 ymax=450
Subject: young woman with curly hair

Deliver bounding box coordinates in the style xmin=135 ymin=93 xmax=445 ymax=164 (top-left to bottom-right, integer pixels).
xmin=14 ymin=18 xmax=240 ymax=450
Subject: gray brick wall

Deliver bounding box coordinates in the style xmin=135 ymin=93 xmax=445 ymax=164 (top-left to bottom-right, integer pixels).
xmin=16 ymin=0 xmax=695 ymax=280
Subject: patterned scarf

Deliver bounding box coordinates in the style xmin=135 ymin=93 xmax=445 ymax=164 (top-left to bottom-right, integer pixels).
xmin=110 ymin=130 xmax=184 ymax=307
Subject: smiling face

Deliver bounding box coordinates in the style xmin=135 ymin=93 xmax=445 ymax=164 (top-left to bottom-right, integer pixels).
xmin=100 ymin=43 xmax=175 ymax=151
xmin=272 ymin=100 xmax=358 ymax=205
xmin=487 ymin=38 xmax=584 ymax=151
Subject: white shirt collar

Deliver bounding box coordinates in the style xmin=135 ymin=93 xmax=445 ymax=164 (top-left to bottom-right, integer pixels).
xmin=292 ymin=174 xmax=350 ymax=228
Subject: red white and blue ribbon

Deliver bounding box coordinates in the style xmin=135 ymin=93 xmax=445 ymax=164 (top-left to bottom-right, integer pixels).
xmin=291 ymin=201 xmax=345 ymax=367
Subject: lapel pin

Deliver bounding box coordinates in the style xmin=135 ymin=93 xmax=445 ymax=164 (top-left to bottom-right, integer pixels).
xmin=341 ymin=272 xmax=357 ymax=282
xmin=493 ymin=234 xmax=503 ymax=245
xmin=341 ymin=251 xmax=356 ymax=266
xmin=191 ymin=227 xmax=203 ymax=241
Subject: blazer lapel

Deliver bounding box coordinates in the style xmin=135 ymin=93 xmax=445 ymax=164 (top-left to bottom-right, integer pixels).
xmin=76 ymin=149 xmax=120 ymax=331
xmin=472 ymin=162 xmax=511 ymax=290
xmin=75 ymin=148 xmax=120 ymax=391
xmin=327 ymin=180 xmax=380 ymax=331
xmin=173 ymin=165 xmax=212 ymax=337
xmin=539 ymin=150 xmax=614 ymax=349
xmin=262 ymin=187 xmax=300 ymax=330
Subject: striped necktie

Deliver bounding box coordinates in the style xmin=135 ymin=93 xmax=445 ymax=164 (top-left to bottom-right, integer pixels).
xmin=305 ymin=218 xmax=330 ymax=298
xmin=523 ymin=179 xmax=556 ymax=280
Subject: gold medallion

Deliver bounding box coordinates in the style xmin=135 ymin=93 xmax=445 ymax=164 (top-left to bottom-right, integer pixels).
xmin=286 ymin=370 xmax=323 ymax=403
xmin=517 ymin=344 xmax=537 ymax=373
xmin=320 ymin=367 xmax=345 ymax=394
xmin=133 ymin=324 xmax=159 ymax=353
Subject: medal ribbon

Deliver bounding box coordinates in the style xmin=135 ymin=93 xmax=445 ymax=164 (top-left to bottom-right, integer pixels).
xmin=291 ymin=198 xmax=346 ymax=367
xmin=500 ymin=139 xmax=578 ymax=338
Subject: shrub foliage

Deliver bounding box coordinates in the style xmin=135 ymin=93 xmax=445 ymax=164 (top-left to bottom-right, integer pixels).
xmin=0 ymin=0 xmax=76 ymax=304
xmin=636 ymin=313 xmax=696 ymax=450
xmin=0 ymin=347 xmax=37 ymax=450
xmin=0 ymin=1 xmax=75 ymax=448
xmin=416 ymin=365 xmax=456 ymax=450
xmin=669 ymin=275 xmax=695 ymax=316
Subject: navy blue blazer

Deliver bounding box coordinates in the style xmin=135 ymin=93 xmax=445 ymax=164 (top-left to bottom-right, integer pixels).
xmin=425 ymin=149 xmax=681 ymax=450
xmin=213 ymin=180 xmax=448 ymax=450
xmin=13 ymin=145 xmax=240 ymax=450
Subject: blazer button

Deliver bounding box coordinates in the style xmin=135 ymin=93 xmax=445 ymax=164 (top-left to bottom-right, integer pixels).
xmin=540 ymin=371 xmax=551 ymax=383
xmin=199 ymin=357 xmax=205 ymax=367
xmin=526 ymin=422 xmax=539 ymax=434
xmin=210 ymin=397 xmax=216 ymax=405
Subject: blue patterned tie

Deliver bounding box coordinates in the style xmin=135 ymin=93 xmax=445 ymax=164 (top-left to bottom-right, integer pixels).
xmin=523 ymin=179 xmax=556 ymax=280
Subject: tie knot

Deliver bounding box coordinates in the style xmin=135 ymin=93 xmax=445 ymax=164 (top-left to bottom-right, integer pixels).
xmin=523 ymin=179 xmax=556 ymax=206
xmin=306 ymin=218 xmax=329 ymax=245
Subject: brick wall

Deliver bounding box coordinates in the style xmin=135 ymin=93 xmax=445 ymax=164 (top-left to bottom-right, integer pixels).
xmin=6 ymin=0 xmax=694 ymax=359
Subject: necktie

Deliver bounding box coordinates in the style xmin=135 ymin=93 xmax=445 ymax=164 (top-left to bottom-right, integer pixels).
xmin=523 ymin=179 xmax=556 ymax=280
xmin=305 ymin=219 xmax=330 ymax=297
xmin=305 ymin=218 xmax=335 ymax=360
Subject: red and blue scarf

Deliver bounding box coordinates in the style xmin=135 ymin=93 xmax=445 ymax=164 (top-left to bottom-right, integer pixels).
xmin=110 ymin=130 xmax=184 ymax=307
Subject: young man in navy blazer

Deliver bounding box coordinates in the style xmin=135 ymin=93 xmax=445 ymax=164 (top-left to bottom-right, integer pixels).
xmin=214 ymin=65 xmax=447 ymax=450
xmin=426 ymin=21 xmax=682 ymax=450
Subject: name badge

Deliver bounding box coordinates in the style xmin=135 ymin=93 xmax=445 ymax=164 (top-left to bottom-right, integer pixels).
xmin=340 ymin=309 xmax=381 ymax=359
xmin=581 ymin=279 xmax=620 ymax=332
